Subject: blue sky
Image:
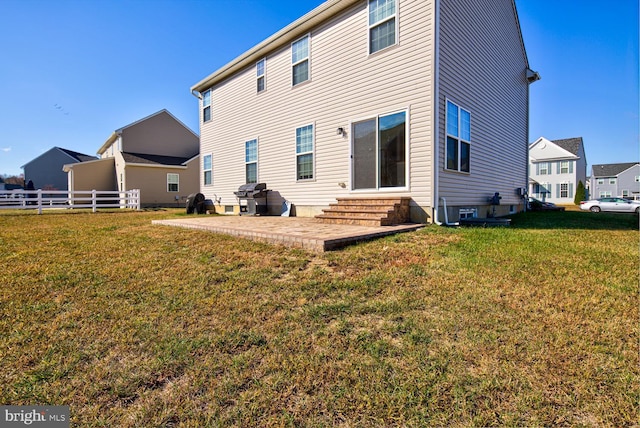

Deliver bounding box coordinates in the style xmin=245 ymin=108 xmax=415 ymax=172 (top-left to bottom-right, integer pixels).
xmin=0 ymin=0 xmax=637 ymax=176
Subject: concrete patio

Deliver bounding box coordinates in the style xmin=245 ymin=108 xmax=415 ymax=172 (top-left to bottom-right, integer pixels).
xmin=153 ymin=215 xmax=424 ymax=252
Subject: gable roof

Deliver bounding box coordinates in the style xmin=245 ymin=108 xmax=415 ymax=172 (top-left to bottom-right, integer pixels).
xmin=58 ymin=147 xmax=98 ymax=163
xmin=592 ymin=162 xmax=640 ymax=177
xmin=551 ymin=137 xmax=583 ymax=156
xmin=97 ymin=109 xmax=198 ymax=155
xmin=21 ymin=146 xmax=97 ymax=168
xmin=121 ymin=152 xmax=195 ymax=167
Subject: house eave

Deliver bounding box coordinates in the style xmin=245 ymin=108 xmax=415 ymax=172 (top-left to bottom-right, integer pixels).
xmin=190 ymin=0 xmax=360 ymax=94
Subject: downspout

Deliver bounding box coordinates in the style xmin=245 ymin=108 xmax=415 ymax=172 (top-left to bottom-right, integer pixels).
xmin=433 ymin=0 xmax=442 ymax=225
xmin=432 ymin=0 xmax=458 ymax=227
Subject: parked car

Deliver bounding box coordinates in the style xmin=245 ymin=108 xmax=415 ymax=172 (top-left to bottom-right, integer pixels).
xmin=580 ymin=197 xmax=640 ymax=213
xmin=527 ymin=197 xmax=565 ymax=211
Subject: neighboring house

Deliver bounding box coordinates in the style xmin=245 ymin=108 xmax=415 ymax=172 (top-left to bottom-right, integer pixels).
xmin=529 ymin=137 xmax=587 ymax=204
xmin=590 ymin=162 xmax=640 ymax=200
xmin=190 ymin=0 xmax=539 ymax=223
xmin=64 ymin=109 xmax=200 ymax=207
xmin=22 ymin=147 xmax=97 ymax=191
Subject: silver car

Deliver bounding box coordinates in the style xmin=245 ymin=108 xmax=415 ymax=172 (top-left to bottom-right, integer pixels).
xmin=580 ymin=197 xmax=640 ymax=213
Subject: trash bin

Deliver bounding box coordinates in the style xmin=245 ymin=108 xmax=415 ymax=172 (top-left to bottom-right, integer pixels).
xmin=186 ymin=193 xmax=206 ymax=214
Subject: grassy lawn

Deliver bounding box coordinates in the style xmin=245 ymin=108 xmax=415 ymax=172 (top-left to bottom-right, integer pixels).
xmin=0 ymin=209 xmax=637 ymax=427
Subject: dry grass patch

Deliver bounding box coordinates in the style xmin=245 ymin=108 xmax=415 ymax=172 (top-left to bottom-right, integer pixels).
xmin=0 ymin=209 xmax=637 ymax=426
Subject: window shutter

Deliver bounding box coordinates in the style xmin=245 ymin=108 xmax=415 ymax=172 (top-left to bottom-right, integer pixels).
xmin=569 ymin=183 xmax=574 ymax=197
xmin=569 ymin=162 xmax=574 ymax=173
xmin=536 ymin=163 xmax=539 ymax=175
xmin=556 ymin=183 xmax=560 ymax=198
xmin=556 ymin=162 xmax=561 ymax=174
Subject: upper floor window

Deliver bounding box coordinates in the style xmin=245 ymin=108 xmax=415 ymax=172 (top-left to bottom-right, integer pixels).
xmin=446 ymin=100 xmax=470 ymax=173
xmin=292 ymin=36 xmax=309 ymax=86
xmin=560 ymin=161 xmax=569 ymax=174
xmin=539 ymin=162 xmax=550 ymax=175
xmin=245 ymin=139 xmax=258 ymax=183
xmin=609 ymin=177 xmax=617 ymax=184
xmin=256 ymin=59 xmax=265 ymax=93
xmin=167 ymin=173 xmax=179 ymax=192
xmin=202 ymin=90 xmax=211 ymax=122
xmin=296 ymin=124 xmax=314 ymax=180
xmin=203 ymin=154 xmax=212 ymax=185
xmin=635 ymin=175 xmax=640 ymax=182
xmin=597 ymin=178 xmax=604 ymax=185
xmin=369 ymin=0 xmax=397 ymax=54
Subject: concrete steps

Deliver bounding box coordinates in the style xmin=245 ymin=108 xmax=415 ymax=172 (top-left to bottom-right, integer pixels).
xmin=316 ymin=197 xmax=411 ymax=226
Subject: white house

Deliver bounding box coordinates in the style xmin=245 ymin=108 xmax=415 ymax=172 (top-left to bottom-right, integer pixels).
xmin=191 ymin=0 xmax=539 ymax=223
xmin=529 ymin=137 xmax=587 ymax=204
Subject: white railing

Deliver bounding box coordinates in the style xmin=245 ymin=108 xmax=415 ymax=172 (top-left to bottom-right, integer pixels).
xmin=0 ymin=189 xmax=141 ymax=214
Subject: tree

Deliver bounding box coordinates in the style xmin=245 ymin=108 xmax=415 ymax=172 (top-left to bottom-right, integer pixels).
xmin=1 ymin=174 xmax=24 ymax=187
xmin=574 ymin=180 xmax=586 ymax=205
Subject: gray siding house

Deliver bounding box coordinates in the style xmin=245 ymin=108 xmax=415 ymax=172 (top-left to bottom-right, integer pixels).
xmin=22 ymin=147 xmax=97 ymax=191
xmin=590 ymin=162 xmax=640 ymax=200
xmin=192 ymin=0 xmax=538 ymax=223
xmin=529 ymin=137 xmax=588 ymax=204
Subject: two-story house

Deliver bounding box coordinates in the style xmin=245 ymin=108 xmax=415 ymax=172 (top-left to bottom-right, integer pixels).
xmin=64 ymin=110 xmax=200 ymax=207
xmin=590 ymin=162 xmax=640 ymax=200
xmin=22 ymin=147 xmax=97 ymax=191
xmin=191 ymin=0 xmax=539 ymax=223
xmin=529 ymin=137 xmax=587 ymax=204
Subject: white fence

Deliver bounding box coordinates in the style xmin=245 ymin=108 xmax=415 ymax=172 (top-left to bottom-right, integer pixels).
xmin=0 ymin=189 xmax=141 ymax=214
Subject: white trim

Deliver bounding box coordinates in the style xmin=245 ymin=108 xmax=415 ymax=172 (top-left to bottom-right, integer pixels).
xmin=167 ymin=173 xmax=179 ymax=193
xmin=367 ymin=0 xmax=399 ymax=55
xmin=202 ymin=89 xmax=212 ymax=123
xmin=291 ymin=34 xmax=311 ymax=87
xmin=203 ymin=153 xmax=213 ymax=186
xmin=245 ymin=138 xmax=259 ymax=183
xmin=349 ymin=108 xmax=409 ymax=191
xmin=444 ymin=99 xmax=471 ymax=173
xmin=256 ymin=58 xmax=266 ymax=93
xmin=295 ymin=122 xmax=315 ymax=182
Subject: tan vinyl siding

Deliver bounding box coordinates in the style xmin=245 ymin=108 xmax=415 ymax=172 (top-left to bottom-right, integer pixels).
xmin=200 ymin=0 xmax=435 ymax=220
xmin=438 ymin=0 xmax=529 ymax=210
xmin=121 ymin=111 xmax=199 ymax=158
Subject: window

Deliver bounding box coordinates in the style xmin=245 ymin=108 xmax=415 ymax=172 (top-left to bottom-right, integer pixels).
xmin=560 ymin=161 xmax=569 ymax=174
xmin=256 ymin=59 xmax=265 ymax=92
xmin=539 ymin=162 xmax=550 ymax=175
xmin=609 ymin=177 xmax=617 ymax=184
xmin=352 ymin=111 xmax=407 ymax=189
xmin=369 ymin=0 xmax=397 ymax=54
xmin=446 ymin=100 xmax=470 ymax=173
xmin=635 ymin=176 xmax=640 ymax=182
xmin=622 ymin=190 xmax=630 ymax=197
xmin=167 ymin=173 xmax=179 ymax=192
xmin=560 ymin=183 xmax=568 ymax=198
xmin=599 ymin=191 xmax=612 ymax=198
xmin=202 ymin=90 xmax=211 ymax=122
xmin=203 ymin=154 xmax=212 ymax=185
xmin=296 ymin=124 xmax=314 ymax=180
xmin=597 ymin=178 xmax=604 ymax=184
xmin=245 ymin=139 xmax=258 ymax=183
xmin=292 ymin=36 xmax=309 ymax=86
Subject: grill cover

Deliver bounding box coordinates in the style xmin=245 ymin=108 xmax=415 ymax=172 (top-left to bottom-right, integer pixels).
xmin=234 ymin=183 xmax=267 ymax=198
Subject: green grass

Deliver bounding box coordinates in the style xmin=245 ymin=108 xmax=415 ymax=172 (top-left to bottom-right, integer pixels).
xmin=0 ymin=209 xmax=637 ymax=426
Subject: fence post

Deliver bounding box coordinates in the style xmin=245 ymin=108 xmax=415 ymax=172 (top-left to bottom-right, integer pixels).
xmin=92 ymin=189 xmax=97 ymax=213
xmin=37 ymin=189 xmax=42 ymax=214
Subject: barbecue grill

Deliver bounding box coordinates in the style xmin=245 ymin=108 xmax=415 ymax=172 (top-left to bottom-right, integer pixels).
xmin=234 ymin=183 xmax=269 ymax=215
